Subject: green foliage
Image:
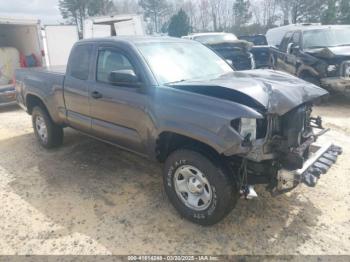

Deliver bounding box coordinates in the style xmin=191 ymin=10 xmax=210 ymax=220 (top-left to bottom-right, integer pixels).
xmin=88 ymin=0 xmax=115 ymax=16
xmin=139 ymin=0 xmax=170 ymax=32
xmin=167 ymin=9 xmax=190 ymax=37
xmin=58 ymin=0 xmax=115 ymax=36
xmin=322 ymin=0 xmax=337 ymax=24
xmin=233 ymin=0 xmax=252 ymax=26
xmin=339 ymin=0 xmax=350 ymax=24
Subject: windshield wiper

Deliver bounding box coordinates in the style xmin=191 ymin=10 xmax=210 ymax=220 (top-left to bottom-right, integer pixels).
xmin=164 ymin=79 xmax=187 ymax=85
xmin=306 ymin=46 xmax=328 ymax=49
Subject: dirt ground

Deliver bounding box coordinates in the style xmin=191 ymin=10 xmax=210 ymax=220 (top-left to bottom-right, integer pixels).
xmin=0 ymin=97 xmax=349 ymax=255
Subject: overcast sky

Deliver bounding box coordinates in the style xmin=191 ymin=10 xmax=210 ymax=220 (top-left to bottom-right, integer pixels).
xmin=0 ymin=0 xmax=63 ymax=24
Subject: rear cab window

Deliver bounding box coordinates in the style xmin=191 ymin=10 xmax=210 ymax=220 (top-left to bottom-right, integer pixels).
xmin=68 ymin=44 xmax=93 ymax=80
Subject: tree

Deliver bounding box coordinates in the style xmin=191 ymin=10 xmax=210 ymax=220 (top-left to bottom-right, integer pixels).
xmin=114 ymin=0 xmax=140 ymax=14
xmin=59 ymin=0 xmax=88 ymax=35
xmin=59 ymin=0 xmax=115 ymax=37
xmin=233 ymin=0 xmax=252 ymax=26
xmin=338 ymin=0 xmax=350 ymax=24
xmin=322 ymin=0 xmax=337 ymax=24
xmin=139 ymin=0 xmax=170 ymax=33
xmin=167 ymin=9 xmax=190 ymax=37
xmin=88 ymin=0 xmax=115 ymax=16
xmin=290 ymin=0 xmax=326 ymax=24
xmin=277 ymin=0 xmax=291 ymax=25
xmin=198 ymin=0 xmax=211 ymax=31
xmin=183 ymin=0 xmax=197 ymax=32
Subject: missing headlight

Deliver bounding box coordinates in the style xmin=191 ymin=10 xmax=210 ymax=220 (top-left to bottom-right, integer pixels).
xmin=231 ymin=118 xmax=257 ymax=140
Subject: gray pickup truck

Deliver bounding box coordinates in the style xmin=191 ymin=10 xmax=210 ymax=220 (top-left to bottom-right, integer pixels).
xmin=15 ymin=37 xmax=341 ymax=225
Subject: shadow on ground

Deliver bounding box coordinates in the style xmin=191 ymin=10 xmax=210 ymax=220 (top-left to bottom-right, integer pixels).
xmin=0 ymin=127 xmax=323 ymax=254
xmin=0 ymin=103 xmax=20 ymax=113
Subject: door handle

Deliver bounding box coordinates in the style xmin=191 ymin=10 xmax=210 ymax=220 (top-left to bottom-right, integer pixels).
xmin=91 ymin=91 xmax=103 ymax=99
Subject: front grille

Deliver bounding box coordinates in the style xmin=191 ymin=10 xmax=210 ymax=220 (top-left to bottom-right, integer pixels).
xmin=341 ymin=61 xmax=350 ymax=78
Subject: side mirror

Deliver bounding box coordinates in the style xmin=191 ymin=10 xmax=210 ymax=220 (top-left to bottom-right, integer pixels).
xmin=287 ymin=43 xmax=300 ymax=54
xmin=108 ymin=70 xmax=140 ymax=87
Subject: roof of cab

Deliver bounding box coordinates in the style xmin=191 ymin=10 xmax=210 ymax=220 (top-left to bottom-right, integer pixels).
xmin=78 ymin=36 xmax=191 ymax=45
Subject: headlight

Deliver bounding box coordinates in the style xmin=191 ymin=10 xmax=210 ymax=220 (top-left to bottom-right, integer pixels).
xmin=241 ymin=118 xmax=257 ymax=140
xmin=231 ymin=118 xmax=257 ymax=140
xmin=327 ymin=65 xmax=337 ymax=72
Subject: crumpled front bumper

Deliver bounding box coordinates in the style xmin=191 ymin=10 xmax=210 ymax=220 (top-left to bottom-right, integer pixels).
xmin=272 ymin=142 xmax=342 ymax=195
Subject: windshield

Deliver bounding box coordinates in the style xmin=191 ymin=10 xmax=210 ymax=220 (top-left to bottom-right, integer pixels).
xmin=303 ymin=28 xmax=350 ymax=49
xmin=194 ymin=34 xmax=238 ymax=44
xmin=137 ymin=42 xmax=233 ymax=85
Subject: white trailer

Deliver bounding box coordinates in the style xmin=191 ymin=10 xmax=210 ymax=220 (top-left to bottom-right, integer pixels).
xmin=83 ymin=14 xmax=146 ymax=39
xmin=0 ymin=17 xmax=80 ymax=104
xmin=43 ymin=25 xmax=79 ymax=66
xmin=0 ymin=17 xmax=45 ymax=104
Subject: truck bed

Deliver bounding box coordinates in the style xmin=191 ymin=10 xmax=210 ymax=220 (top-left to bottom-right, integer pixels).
xmin=16 ymin=65 xmax=67 ymax=124
xmin=20 ymin=65 xmax=67 ymax=75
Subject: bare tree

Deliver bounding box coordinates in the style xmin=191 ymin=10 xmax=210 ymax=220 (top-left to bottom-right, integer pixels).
xmin=198 ymin=0 xmax=211 ymax=31
xmin=139 ymin=0 xmax=171 ymax=33
xmin=114 ymin=0 xmax=140 ymax=14
xmin=183 ymin=0 xmax=198 ymax=32
xmin=277 ymin=0 xmax=290 ymax=25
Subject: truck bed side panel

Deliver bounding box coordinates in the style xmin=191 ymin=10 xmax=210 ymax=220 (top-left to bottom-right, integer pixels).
xmin=16 ymin=67 xmax=66 ymax=124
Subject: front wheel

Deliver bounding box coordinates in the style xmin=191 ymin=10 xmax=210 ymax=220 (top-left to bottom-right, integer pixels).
xmin=32 ymin=106 xmax=63 ymax=149
xmin=163 ymin=149 xmax=238 ymax=225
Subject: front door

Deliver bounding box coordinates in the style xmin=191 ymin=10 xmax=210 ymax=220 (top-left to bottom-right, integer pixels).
xmin=285 ymin=31 xmax=301 ymax=75
xmin=64 ymin=44 xmax=94 ymax=132
xmin=89 ymin=46 xmax=149 ymax=155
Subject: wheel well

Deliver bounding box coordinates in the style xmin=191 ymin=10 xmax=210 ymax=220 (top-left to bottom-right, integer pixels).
xmin=156 ymin=132 xmax=221 ymax=162
xmin=26 ymin=94 xmax=45 ymax=114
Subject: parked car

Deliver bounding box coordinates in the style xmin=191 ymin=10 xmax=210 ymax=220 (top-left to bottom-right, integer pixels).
xmin=183 ymin=32 xmax=255 ymax=70
xmin=268 ymin=24 xmax=350 ymax=96
xmin=16 ymin=37 xmax=341 ymax=225
xmin=238 ymin=34 xmax=271 ymax=69
xmin=238 ymin=34 xmax=268 ymax=46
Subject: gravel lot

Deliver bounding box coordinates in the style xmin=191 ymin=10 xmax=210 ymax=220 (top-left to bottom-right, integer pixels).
xmin=0 ymin=97 xmax=349 ymax=255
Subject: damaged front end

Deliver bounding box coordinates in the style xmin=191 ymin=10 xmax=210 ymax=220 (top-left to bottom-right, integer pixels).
xmin=234 ymin=104 xmax=342 ymax=197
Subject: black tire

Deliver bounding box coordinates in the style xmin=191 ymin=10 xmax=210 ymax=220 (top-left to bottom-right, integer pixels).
xmin=163 ymin=149 xmax=238 ymax=226
xmin=32 ymin=106 xmax=63 ymax=148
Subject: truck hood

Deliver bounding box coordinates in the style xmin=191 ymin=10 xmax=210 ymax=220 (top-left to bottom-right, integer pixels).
xmin=305 ymin=46 xmax=350 ymax=58
xmin=168 ymin=69 xmax=328 ymax=115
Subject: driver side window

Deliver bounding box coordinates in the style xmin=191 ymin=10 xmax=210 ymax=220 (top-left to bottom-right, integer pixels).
xmin=280 ymin=32 xmax=293 ymax=52
xmin=97 ymin=49 xmax=135 ymax=84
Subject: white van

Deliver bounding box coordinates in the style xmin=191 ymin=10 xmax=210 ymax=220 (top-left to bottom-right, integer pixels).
xmin=0 ymin=17 xmax=45 ymax=104
xmin=0 ymin=17 xmax=78 ymax=104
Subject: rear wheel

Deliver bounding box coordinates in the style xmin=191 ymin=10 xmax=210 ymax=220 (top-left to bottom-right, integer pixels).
xmin=163 ymin=149 xmax=238 ymax=225
xmin=32 ymin=106 xmax=63 ymax=148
